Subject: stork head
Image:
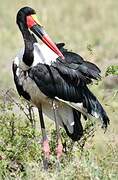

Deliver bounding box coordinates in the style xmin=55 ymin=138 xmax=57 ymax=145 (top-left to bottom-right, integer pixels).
xmin=17 ymin=7 xmax=64 ymax=59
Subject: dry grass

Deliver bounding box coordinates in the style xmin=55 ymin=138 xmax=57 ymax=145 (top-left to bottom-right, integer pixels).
xmin=0 ymin=0 xmax=118 ymax=179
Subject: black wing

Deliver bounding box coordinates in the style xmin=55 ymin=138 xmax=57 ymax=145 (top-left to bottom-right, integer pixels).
xmin=28 ymin=43 xmax=101 ymax=102
xmin=54 ymin=43 xmax=101 ymax=84
xmin=28 ymin=55 xmax=85 ymax=140
xmin=28 ymin=55 xmax=109 ymax=128
xmin=28 ymin=63 xmax=83 ymax=102
xmin=12 ymin=63 xmax=31 ymax=101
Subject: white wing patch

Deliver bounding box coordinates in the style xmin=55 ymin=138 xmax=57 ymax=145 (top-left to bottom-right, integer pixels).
xmin=33 ymin=43 xmax=59 ymax=66
xmin=13 ymin=43 xmax=59 ymax=71
xmin=55 ymin=97 xmax=91 ymax=119
xmin=42 ymin=101 xmax=75 ymax=134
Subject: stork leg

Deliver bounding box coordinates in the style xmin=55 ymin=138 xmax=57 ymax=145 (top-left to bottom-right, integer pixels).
xmin=38 ymin=106 xmax=50 ymax=170
xmin=52 ymin=101 xmax=63 ymax=169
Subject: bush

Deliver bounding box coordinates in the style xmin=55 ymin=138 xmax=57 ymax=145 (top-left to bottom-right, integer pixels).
xmin=0 ymin=89 xmax=118 ymax=179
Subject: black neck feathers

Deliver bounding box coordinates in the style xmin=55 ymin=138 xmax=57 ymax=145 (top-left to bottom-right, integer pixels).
xmin=18 ymin=22 xmax=36 ymax=67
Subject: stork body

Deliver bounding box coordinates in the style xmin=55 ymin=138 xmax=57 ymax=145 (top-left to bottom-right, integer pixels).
xmin=12 ymin=7 xmax=109 ymax=169
xmin=13 ymin=42 xmax=83 ymax=140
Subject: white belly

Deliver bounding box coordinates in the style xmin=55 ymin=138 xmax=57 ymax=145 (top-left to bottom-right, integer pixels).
xmin=20 ymin=73 xmax=48 ymax=106
xmin=21 ymin=75 xmax=75 ymax=133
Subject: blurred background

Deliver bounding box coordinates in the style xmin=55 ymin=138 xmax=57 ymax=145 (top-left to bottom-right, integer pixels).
xmin=0 ymin=0 xmax=118 ymax=87
xmin=0 ymin=0 xmax=118 ymax=179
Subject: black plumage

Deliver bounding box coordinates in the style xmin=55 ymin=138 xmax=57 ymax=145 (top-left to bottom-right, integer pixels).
xmin=28 ymin=43 xmax=109 ymax=128
xmin=13 ymin=7 xmax=110 ymax=145
xmin=63 ymin=110 xmax=83 ymax=141
xmin=12 ymin=63 xmax=31 ymax=101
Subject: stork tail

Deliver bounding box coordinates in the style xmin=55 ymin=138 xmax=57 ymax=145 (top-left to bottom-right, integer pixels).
xmin=82 ymin=86 xmax=110 ymax=128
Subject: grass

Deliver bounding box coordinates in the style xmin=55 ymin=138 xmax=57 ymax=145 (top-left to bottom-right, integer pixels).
xmin=0 ymin=0 xmax=118 ymax=179
xmin=0 ymin=94 xmax=117 ymax=179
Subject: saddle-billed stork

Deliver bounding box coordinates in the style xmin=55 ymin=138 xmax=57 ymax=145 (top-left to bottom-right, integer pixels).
xmin=12 ymin=7 xmax=109 ymax=169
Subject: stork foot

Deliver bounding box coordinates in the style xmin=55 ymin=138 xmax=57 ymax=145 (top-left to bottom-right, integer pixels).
xmin=42 ymin=139 xmax=50 ymax=170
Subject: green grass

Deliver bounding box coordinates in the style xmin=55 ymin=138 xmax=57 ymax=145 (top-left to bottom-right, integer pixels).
xmin=0 ymin=0 xmax=118 ymax=179
xmin=0 ymin=94 xmax=118 ymax=179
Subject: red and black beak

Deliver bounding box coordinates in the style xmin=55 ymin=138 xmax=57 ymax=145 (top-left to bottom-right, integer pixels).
xmin=26 ymin=15 xmax=64 ymax=59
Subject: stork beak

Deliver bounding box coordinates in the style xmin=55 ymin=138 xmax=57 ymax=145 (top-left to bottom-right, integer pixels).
xmin=26 ymin=15 xmax=64 ymax=59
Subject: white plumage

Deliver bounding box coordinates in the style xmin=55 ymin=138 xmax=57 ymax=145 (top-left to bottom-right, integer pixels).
xmin=13 ymin=42 xmax=83 ymax=134
xmin=13 ymin=6 xmax=109 ymax=169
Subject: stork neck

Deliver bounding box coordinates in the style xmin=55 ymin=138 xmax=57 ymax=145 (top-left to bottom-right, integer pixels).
xmin=19 ymin=23 xmax=34 ymax=67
